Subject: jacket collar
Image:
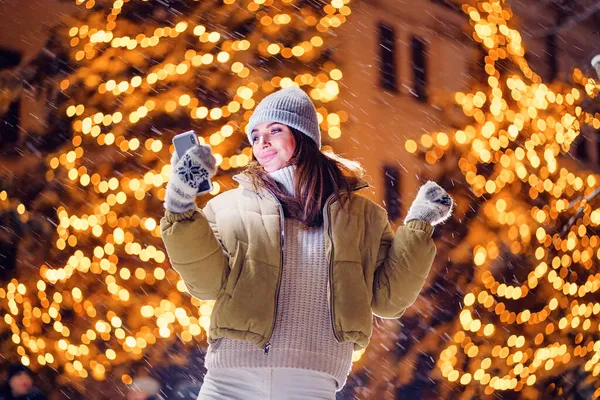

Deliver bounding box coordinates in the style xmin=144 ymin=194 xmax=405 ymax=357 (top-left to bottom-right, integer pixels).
xmin=232 ymin=172 xmax=369 ymax=194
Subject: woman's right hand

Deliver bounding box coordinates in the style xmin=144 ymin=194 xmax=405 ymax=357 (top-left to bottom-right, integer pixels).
xmin=164 ymin=144 xmax=217 ymax=213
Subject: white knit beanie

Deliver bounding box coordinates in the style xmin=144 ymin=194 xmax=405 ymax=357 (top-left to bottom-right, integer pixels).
xmin=246 ymin=87 xmax=321 ymax=148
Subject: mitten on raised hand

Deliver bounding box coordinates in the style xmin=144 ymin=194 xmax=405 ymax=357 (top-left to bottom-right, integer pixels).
xmin=404 ymin=181 xmax=454 ymax=226
xmin=164 ymin=145 xmax=217 ymax=213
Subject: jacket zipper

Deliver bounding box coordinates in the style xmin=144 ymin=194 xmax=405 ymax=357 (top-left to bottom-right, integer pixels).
xmin=323 ymin=194 xmax=343 ymax=343
xmin=263 ymin=187 xmax=284 ymax=355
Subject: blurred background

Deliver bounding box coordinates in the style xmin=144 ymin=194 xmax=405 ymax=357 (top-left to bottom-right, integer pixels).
xmin=0 ymin=0 xmax=599 ymax=398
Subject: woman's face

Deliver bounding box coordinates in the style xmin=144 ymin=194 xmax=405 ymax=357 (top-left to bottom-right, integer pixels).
xmin=9 ymin=372 xmax=33 ymax=396
xmin=251 ymin=122 xmax=296 ymax=172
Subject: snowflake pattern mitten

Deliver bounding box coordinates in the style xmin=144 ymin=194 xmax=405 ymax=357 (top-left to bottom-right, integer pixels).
xmin=164 ymin=145 xmax=217 ymax=213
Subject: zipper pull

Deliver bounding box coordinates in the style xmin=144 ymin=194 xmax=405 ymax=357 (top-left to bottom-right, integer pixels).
xmin=264 ymin=342 xmax=271 ymax=355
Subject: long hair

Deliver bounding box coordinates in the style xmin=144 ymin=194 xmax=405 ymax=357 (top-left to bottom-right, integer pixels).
xmin=244 ymin=127 xmax=365 ymax=227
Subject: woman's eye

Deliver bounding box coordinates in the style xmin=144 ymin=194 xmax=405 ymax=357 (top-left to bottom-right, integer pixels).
xmin=271 ymin=129 xmax=281 ymax=133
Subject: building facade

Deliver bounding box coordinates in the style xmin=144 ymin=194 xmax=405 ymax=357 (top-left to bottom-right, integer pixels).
xmin=334 ymin=0 xmax=600 ymax=224
xmin=0 ymin=0 xmax=598 ymax=219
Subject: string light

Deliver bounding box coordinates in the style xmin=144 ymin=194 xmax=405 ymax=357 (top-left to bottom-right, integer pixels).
xmin=406 ymin=0 xmax=600 ymax=396
xmin=0 ymin=0 xmax=355 ymax=384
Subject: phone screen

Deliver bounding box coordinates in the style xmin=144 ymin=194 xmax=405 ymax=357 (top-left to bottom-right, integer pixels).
xmin=173 ymin=131 xmax=199 ymax=158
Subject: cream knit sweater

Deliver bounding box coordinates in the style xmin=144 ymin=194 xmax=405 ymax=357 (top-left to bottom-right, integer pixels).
xmin=205 ymin=165 xmax=354 ymax=388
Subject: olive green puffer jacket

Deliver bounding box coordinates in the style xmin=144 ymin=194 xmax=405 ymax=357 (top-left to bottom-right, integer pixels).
xmin=160 ymin=173 xmax=436 ymax=351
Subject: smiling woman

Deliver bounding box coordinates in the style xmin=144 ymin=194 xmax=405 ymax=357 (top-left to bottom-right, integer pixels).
xmin=250 ymin=122 xmax=296 ymax=173
xmin=243 ymin=122 xmax=363 ymax=228
xmin=161 ymin=86 xmax=453 ymax=399
xmin=241 ymin=87 xmax=365 ymax=228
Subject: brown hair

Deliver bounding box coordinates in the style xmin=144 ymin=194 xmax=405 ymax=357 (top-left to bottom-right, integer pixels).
xmin=244 ymin=128 xmax=366 ymax=228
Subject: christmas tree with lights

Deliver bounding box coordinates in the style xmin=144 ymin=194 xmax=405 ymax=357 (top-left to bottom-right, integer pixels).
xmin=0 ymin=0 xmax=353 ymax=395
xmin=354 ymin=0 xmax=600 ymax=399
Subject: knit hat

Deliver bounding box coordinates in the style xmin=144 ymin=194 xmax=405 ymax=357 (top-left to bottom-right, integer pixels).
xmin=246 ymin=87 xmax=321 ymax=148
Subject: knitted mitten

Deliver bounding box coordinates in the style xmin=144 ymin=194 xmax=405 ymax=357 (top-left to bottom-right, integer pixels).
xmin=164 ymin=145 xmax=217 ymax=213
xmin=404 ymin=181 xmax=453 ymax=226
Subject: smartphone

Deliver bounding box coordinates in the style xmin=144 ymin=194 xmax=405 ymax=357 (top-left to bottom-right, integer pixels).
xmin=173 ymin=130 xmax=200 ymax=158
xmin=172 ymin=130 xmax=213 ymax=193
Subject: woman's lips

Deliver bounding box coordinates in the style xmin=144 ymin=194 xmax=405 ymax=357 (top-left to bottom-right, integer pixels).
xmin=260 ymin=151 xmax=277 ymax=163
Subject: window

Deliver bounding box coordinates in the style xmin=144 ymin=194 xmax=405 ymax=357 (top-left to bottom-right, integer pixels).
xmin=383 ymin=165 xmax=402 ymax=221
xmin=378 ymin=23 xmax=398 ymax=92
xmin=0 ymin=47 xmax=21 ymax=70
xmin=411 ymin=36 xmax=428 ymax=102
xmin=545 ymin=33 xmax=558 ymax=82
xmin=430 ymin=0 xmax=464 ymax=15
xmin=0 ymin=47 xmax=23 ymax=149
xmin=572 ymin=131 xmax=589 ymax=162
xmin=0 ymin=100 xmax=20 ymax=148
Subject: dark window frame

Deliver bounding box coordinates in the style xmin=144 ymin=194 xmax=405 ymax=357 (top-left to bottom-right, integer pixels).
xmin=383 ymin=165 xmax=402 ymax=221
xmin=411 ymin=35 xmax=428 ymax=103
xmin=0 ymin=47 xmax=23 ymax=150
xmin=378 ymin=22 xmax=398 ymax=92
xmin=545 ymin=33 xmax=558 ymax=82
xmin=0 ymin=47 xmax=21 ymax=70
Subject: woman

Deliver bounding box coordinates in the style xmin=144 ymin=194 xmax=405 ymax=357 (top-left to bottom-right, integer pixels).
xmin=160 ymin=87 xmax=453 ymax=399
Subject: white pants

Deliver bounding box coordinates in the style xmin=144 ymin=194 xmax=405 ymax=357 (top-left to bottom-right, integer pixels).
xmin=197 ymin=367 xmax=338 ymax=399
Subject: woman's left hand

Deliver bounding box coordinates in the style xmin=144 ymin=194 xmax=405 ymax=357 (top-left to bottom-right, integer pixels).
xmin=404 ymin=181 xmax=453 ymax=226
